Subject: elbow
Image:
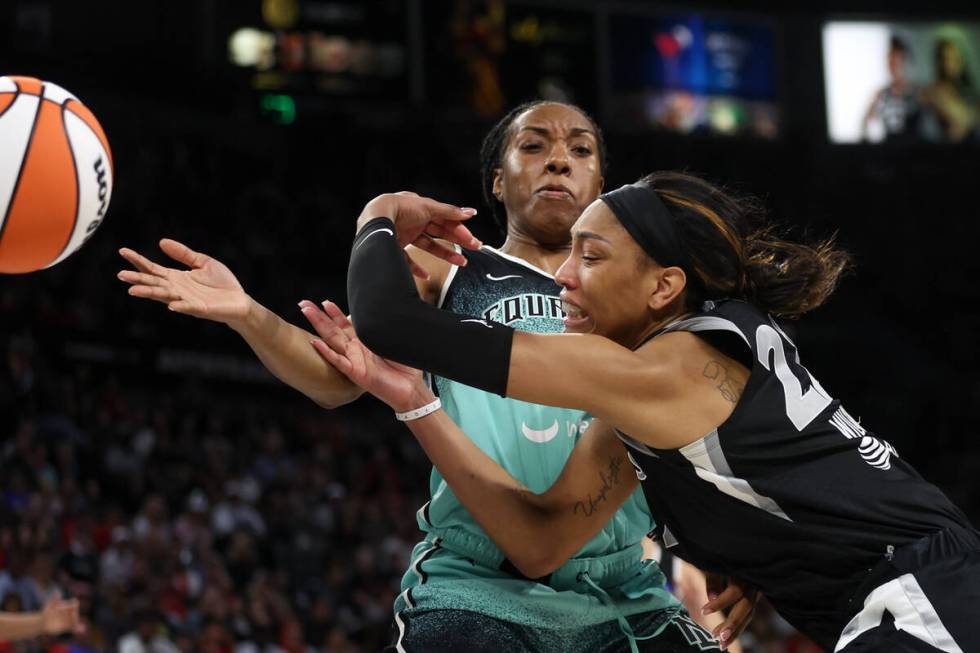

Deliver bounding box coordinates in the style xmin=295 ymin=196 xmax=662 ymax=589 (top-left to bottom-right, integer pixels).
xmin=503 ymin=531 xmax=567 ymax=580
xmin=350 ymin=298 xmax=397 ymax=355
xmin=508 ymin=551 xmax=564 ymax=581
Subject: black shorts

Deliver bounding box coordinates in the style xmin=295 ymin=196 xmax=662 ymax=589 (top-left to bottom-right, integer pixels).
xmin=836 ymin=526 xmax=980 ymax=652
xmin=385 ymin=608 xmax=721 ymax=653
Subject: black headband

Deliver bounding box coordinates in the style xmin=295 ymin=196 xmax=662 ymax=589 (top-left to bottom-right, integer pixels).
xmin=599 ymin=182 xmax=688 ymax=268
xmin=599 ymin=181 xmax=705 ymax=300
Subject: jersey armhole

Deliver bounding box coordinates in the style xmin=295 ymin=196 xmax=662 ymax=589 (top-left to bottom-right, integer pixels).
xmin=435 ymin=244 xmax=462 ymax=309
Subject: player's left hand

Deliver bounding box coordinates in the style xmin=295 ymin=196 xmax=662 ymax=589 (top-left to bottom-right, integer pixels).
xmin=299 ymin=299 xmax=431 ymax=413
xmin=702 ymin=572 xmax=760 ymax=649
xmin=356 ymin=192 xmax=481 ymax=267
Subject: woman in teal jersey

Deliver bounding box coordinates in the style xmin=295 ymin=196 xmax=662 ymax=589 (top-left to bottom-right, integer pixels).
xmin=119 ymin=103 xmax=753 ymax=652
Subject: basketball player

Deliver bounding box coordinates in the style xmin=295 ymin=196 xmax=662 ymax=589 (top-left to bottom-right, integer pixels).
xmin=302 ymin=172 xmax=980 ymax=653
xmin=119 ymin=103 xmax=754 ymax=651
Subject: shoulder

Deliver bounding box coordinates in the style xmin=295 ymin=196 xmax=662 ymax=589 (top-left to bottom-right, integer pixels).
xmin=634 ymin=331 xmax=711 ymax=389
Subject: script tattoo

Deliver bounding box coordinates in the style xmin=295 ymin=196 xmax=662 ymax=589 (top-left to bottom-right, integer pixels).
xmin=573 ymin=455 xmax=624 ymax=517
xmin=703 ymin=359 xmax=745 ymax=404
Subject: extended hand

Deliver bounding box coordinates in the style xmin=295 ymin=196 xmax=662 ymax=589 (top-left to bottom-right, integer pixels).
xmin=702 ymin=572 xmax=760 ymax=649
xmin=299 ymin=299 xmax=431 ymax=412
xmin=118 ymin=239 xmax=252 ymax=324
xmin=356 ymin=192 xmax=481 ymax=270
xmin=41 ymin=595 xmax=86 ymax=636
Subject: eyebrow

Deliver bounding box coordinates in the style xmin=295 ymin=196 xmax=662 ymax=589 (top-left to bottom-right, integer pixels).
xmin=517 ymin=126 xmax=596 ymax=138
xmin=574 ymin=230 xmax=611 ymax=244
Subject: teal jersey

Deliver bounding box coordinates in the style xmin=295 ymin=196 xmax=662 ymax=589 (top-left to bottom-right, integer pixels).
xmin=395 ymin=247 xmax=679 ymax=630
xmin=420 ymin=248 xmax=655 ymax=555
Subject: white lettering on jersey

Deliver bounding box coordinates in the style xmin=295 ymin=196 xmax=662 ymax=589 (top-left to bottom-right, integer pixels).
xmin=829 ymin=406 xmax=898 ymax=470
xmin=756 ymin=324 xmax=833 ymax=430
xmin=485 ymin=273 xmax=523 ymax=281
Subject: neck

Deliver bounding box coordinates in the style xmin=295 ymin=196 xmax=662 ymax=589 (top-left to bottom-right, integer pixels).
xmin=498 ymin=232 xmax=571 ymax=275
xmin=629 ymin=311 xmax=692 ymax=350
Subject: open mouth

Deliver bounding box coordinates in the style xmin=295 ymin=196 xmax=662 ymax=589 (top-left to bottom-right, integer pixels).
xmin=561 ymin=300 xmax=591 ymax=329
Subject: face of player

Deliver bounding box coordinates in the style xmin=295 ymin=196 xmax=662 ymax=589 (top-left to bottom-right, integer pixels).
xmin=493 ymin=103 xmax=604 ymax=247
xmin=888 ymin=50 xmax=907 ymax=82
xmin=555 ymin=200 xmax=675 ymax=348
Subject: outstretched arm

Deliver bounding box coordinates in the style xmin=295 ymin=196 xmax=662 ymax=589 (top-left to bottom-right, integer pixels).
xmin=300 ymin=300 xmax=638 ymax=578
xmin=118 ymin=235 xmax=462 ymax=409
xmin=118 ymin=239 xmax=365 ymax=408
xmin=0 ymin=596 xmax=85 ymax=641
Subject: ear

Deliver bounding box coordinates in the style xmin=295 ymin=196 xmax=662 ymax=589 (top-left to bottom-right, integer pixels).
xmin=647 ymin=266 xmax=687 ymax=311
xmin=492 ymin=168 xmax=504 ymax=200
xmin=597 ymin=175 xmax=605 ymax=194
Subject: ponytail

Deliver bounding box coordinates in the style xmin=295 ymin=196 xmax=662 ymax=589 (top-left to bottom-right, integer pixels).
xmin=743 ymin=228 xmax=852 ymax=318
xmin=641 ymin=172 xmax=852 ymax=318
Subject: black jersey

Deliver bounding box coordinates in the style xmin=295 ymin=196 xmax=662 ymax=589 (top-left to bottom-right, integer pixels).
xmin=617 ymin=299 xmax=970 ymax=649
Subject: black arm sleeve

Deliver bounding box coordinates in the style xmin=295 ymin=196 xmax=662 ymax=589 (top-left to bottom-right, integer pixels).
xmin=347 ymin=218 xmax=514 ymax=396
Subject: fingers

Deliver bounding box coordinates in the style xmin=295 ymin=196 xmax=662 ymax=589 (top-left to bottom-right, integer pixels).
xmin=702 ymin=583 xmax=743 ymax=616
xmin=420 ymin=197 xmax=478 ymax=223
xmin=412 ymin=234 xmax=468 ymax=267
xmin=406 ymin=252 xmax=432 ymax=279
xmin=299 ymin=301 xmax=351 ymax=352
xmin=711 ymin=595 xmax=757 ymax=648
xmin=320 ymin=300 xmax=356 ymax=338
xmin=119 ymin=247 xmax=170 ymax=277
xmin=117 ymin=269 xmax=168 ymax=288
xmin=310 ymin=338 xmax=354 ymax=377
xmin=127 ymin=284 xmax=182 ymax=304
xmin=424 ymin=216 xmax=482 ymax=251
xmin=160 ymin=238 xmax=210 ymax=269
xmin=704 ymin=572 xmax=727 ymax=602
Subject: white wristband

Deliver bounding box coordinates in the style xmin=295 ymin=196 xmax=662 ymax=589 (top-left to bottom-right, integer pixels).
xmin=395 ymin=397 xmax=442 ymax=422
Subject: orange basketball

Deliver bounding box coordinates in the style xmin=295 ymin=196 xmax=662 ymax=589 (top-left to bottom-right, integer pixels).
xmin=0 ymin=75 xmax=114 ymax=274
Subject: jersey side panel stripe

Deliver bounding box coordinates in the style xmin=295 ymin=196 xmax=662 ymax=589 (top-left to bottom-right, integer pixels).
xmin=679 ymin=430 xmax=791 ymax=521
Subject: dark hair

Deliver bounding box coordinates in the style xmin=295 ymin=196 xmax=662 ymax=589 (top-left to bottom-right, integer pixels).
xmin=479 ymin=100 xmax=608 ymax=233
xmin=889 ymin=35 xmax=910 ymax=57
xmin=934 ymin=38 xmax=972 ymax=88
xmin=641 ymin=171 xmax=851 ymax=318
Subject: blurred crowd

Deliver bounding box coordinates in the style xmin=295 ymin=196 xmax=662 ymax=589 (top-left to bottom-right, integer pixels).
xmin=0 ymin=318 xmax=430 ymax=652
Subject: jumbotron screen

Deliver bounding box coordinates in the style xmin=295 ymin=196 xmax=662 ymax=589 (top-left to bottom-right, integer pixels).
xmin=606 ymin=11 xmax=780 ymax=138
xmin=823 ymin=21 xmax=980 ymax=144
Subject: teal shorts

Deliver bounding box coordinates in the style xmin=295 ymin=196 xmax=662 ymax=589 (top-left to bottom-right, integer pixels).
xmin=390 ymin=536 xmax=714 ymax=652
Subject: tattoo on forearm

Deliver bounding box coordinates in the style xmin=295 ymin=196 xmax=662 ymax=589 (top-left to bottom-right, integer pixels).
xmin=573 ymin=455 xmax=624 ymax=517
xmin=703 ymin=360 xmax=745 ymax=404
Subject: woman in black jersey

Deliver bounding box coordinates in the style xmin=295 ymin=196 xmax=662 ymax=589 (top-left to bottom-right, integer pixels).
xmin=301 ymin=171 xmax=979 ymax=653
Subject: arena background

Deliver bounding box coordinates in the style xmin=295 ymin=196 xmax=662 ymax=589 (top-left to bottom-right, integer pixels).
xmin=2 ymin=1 xmax=979 ymax=652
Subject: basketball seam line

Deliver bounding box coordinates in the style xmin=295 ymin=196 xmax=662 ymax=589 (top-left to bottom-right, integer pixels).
xmin=64 ymin=101 xmax=113 ymax=173
xmin=0 ymin=92 xmax=44 ymax=248
xmin=0 ymin=89 xmax=18 ymax=122
xmin=51 ymin=96 xmax=82 ymax=266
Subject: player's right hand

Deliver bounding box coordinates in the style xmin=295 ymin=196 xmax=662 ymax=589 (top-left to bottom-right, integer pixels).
xmin=299 ymin=299 xmax=431 ymax=413
xmin=117 ymin=239 xmax=252 ymax=324
xmin=356 ymin=192 xmax=481 ymax=266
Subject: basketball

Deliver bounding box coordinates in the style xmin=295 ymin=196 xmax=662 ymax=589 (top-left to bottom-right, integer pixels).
xmin=0 ymin=75 xmax=113 ymax=274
